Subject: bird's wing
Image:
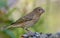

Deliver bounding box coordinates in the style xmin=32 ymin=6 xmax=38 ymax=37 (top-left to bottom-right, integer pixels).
xmin=11 ymin=12 xmax=34 ymax=25
xmin=11 ymin=13 xmax=34 ymax=25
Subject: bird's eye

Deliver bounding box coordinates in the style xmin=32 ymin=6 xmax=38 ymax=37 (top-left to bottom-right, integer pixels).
xmin=38 ymin=9 xmax=41 ymax=11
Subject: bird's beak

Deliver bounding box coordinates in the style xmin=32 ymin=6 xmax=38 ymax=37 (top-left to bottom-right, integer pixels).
xmin=40 ymin=9 xmax=45 ymax=14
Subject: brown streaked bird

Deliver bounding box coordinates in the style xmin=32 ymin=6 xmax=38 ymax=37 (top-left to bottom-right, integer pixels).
xmin=1 ymin=7 xmax=45 ymax=31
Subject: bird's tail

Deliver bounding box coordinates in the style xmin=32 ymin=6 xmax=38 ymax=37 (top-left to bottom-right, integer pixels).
xmin=0 ymin=25 xmax=13 ymax=31
xmin=0 ymin=24 xmax=22 ymax=31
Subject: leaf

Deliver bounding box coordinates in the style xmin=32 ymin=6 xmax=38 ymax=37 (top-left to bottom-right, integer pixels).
xmin=3 ymin=29 xmax=16 ymax=38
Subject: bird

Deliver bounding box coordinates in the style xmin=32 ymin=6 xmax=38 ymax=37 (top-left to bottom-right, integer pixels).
xmin=1 ymin=7 xmax=45 ymax=31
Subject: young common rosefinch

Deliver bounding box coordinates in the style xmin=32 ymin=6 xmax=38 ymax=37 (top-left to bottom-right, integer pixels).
xmin=1 ymin=7 xmax=45 ymax=31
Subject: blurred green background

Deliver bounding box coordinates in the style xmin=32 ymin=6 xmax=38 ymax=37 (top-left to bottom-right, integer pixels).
xmin=0 ymin=0 xmax=60 ymax=38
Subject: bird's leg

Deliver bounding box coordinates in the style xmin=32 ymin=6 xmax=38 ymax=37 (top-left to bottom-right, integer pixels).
xmin=24 ymin=27 xmax=29 ymax=31
xmin=24 ymin=27 xmax=32 ymax=32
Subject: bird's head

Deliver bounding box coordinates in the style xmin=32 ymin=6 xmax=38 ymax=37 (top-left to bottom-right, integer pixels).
xmin=33 ymin=7 xmax=45 ymax=15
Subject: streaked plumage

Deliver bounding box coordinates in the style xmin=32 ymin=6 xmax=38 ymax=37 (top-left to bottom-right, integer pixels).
xmin=1 ymin=7 xmax=45 ymax=31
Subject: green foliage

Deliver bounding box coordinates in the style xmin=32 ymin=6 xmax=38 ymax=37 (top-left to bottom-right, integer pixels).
xmin=0 ymin=0 xmax=6 ymax=8
xmin=3 ymin=29 xmax=16 ymax=38
xmin=0 ymin=31 xmax=11 ymax=38
xmin=0 ymin=0 xmax=60 ymax=38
